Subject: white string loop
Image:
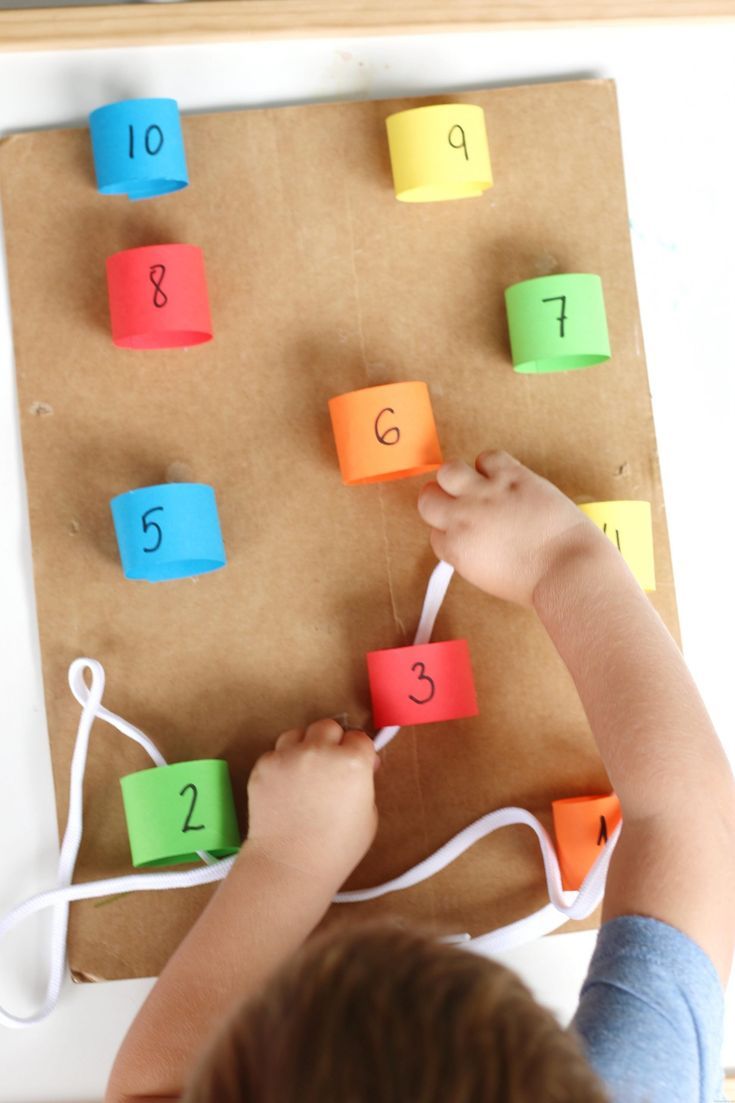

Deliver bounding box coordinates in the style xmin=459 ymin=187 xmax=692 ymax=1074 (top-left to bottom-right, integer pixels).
xmin=0 ymin=561 xmax=619 ymax=1028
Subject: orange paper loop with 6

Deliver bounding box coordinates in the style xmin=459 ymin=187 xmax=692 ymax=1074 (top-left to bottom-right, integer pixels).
xmin=551 ymin=793 xmax=622 ymax=891
xmin=328 ymin=381 xmax=442 ymax=485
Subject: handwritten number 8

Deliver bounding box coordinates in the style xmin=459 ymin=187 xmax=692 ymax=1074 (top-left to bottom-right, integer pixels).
xmin=374 ymin=407 xmax=400 ymax=446
xmin=408 ymin=661 xmax=436 ymax=705
xmin=141 ymin=506 xmax=164 ymax=553
xmin=180 ymin=783 xmax=205 ymax=833
xmin=128 ymin=123 xmax=164 ymax=159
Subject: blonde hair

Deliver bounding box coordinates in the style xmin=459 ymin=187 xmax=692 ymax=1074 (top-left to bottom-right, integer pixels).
xmin=183 ymin=922 xmax=609 ymax=1103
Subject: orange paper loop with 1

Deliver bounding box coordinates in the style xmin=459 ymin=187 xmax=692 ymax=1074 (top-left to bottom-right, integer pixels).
xmin=106 ymin=243 xmax=213 ymax=349
xmin=551 ymin=793 xmax=622 ymax=891
xmin=367 ymin=639 xmax=478 ymax=727
xmin=328 ymin=381 xmax=442 ymax=485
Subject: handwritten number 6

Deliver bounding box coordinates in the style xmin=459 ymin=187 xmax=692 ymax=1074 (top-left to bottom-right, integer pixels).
xmin=141 ymin=506 xmax=164 ymax=553
xmin=408 ymin=661 xmax=436 ymax=705
xmin=374 ymin=407 xmax=400 ymax=446
xmin=180 ymin=783 xmax=205 ymax=833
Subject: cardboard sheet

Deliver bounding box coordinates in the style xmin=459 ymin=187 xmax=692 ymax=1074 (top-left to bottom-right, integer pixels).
xmin=0 ymin=80 xmax=679 ymax=981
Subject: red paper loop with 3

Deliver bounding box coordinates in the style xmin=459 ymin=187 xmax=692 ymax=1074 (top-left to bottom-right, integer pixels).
xmin=106 ymin=243 xmax=213 ymax=349
xmin=367 ymin=639 xmax=478 ymax=727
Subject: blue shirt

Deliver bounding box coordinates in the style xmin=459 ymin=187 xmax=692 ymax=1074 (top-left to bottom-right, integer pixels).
xmin=572 ymin=915 xmax=726 ymax=1102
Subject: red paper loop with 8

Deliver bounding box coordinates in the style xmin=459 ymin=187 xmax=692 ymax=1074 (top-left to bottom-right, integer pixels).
xmin=106 ymin=243 xmax=213 ymax=349
xmin=366 ymin=639 xmax=478 ymax=727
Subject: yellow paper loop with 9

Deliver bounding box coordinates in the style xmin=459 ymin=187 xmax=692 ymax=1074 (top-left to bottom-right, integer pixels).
xmin=385 ymin=104 xmax=493 ymax=203
xmin=579 ymin=500 xmax=656 ymax=591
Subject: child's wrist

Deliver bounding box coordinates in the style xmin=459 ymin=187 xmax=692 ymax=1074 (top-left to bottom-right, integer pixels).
xmin=532 ymin=524 xmax=625 ymax=616
xmin=236 ymin=837 xmax=346 ymax=902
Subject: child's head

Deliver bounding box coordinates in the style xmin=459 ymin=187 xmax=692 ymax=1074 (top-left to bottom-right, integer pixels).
xmin=183 ymin=922 xmax=609 ymax=1102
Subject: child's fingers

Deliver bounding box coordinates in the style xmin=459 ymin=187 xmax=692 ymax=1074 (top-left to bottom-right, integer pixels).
xmin=429 ymin=526 xmax=450 ymax=564
xmin=475 ymin=449 xmax=515 ymax=480
xmin=303 ymin=718 xmax=344 ymax=746
xmin=340 ymin=728 xmax=378 ymax=765
xmin=436 ymin=459 xmax=481 ymax=496
xmin=275 ymin=728 xmax=303 ymax=749
xmin=417 ymin=482 xmax=455 ymax=531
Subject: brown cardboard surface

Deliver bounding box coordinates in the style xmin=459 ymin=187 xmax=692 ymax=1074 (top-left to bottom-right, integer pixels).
xmin=0 ymin=79 xmax=679 ymax=982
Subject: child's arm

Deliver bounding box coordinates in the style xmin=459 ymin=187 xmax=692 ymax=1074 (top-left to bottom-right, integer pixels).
xmin=418 ymin=450 xmax=735 ymax=985
xmin=104 ymin=719 xmax=378 ymax=1103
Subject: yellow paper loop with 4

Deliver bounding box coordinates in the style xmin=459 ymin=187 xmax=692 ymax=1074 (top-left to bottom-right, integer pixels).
xmin=579 ymin=501 xmax=656 ymax=591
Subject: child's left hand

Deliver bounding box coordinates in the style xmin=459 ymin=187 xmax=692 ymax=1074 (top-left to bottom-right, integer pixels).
xmin=245 ymin=719 xmax=379 ymax=893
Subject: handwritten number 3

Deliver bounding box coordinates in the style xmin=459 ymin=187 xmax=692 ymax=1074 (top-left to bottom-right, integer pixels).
xmin=408 ymin=661 xmax=436 ymax=705
xmin=180 ymin=783 xmax=206 ymax=833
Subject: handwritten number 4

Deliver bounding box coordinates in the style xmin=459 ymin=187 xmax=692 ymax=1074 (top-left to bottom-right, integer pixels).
xmin=596 ymin=815 xmax=608 ymax=846
xmin=408 ymin=661 xmax=436 ymax=705
xmin=180 ymin=783 xmax=205 ymax=833
xmin=542 ymin=294 xmax=568 ymax=338
xmin=602 ymin=522 xmax=622 ymax=552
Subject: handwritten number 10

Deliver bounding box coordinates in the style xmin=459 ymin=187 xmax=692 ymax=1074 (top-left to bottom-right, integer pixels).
xmin=542 ymin=294 xmax=568 ymax=338
xmin=408 ymin=661 xmax=435 ymax=705
xmin=128 ymin=123 xmax=164 ymax=159
xmin=179 ymin=783 xmax=205 ymax=833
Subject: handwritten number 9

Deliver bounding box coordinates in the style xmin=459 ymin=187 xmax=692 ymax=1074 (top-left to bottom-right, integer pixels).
xmin=408 ymin=661 xmax=436 ymax=705
xmin=128 ymin=123 xmax=165 ymax=159
xmin=448 ymin=124 xmax=469 ymax=161
xmin=180 ymin=783 xmax=205 ymax=833
xmin=374 ymin=407 xmax=400 ymax=446
xmin=141 ymin=506 xmax=163 ymax=553
xmin=541 ymin=294 xmax=568 ymax=338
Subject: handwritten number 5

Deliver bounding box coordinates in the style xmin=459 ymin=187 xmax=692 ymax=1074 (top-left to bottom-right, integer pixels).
xmin=141 ymin=506 xmax=163 ymax=553
xmin=408 ymin=661 xmax=436 ymax=705
xmin=180 ymin=783 xmax=205 ymax=833
xmin=542 ymin=294 xmax=568 ymax=338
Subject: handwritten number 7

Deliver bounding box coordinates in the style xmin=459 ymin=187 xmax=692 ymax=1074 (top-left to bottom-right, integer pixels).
xmin=542 ymin=294 xmax=567 ymax=338
xmin=408 ymin=662 xmax=435 ymax=705
xmin=141 ymin=506 xmax=163 ymax=553
xmin=180 ymin=783 xmax=205 ymax=833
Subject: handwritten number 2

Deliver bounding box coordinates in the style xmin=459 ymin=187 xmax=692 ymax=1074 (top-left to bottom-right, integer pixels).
xmin=374 ymin=407 xmax=400 ymax=446
xmin=180 ymin=783 xmax=205 ymax=833
xmin=448 ymin=124 xmax=469 ymax=161
xmin=408 ymin=661 xmax=435 ymax=705
xmin=141 ymin=506 xmax=163 ymax=553
xmin=542 ymin=294 xmax=568 ymax=338
xmin=149 ymin=264 xmax=168 ymax=309
xmin=128 ymin=123 xmax=164 ymax=159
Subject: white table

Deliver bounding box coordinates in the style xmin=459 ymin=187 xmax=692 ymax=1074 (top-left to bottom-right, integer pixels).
xmin=1 ymin=22 xmax=733 ymax=1101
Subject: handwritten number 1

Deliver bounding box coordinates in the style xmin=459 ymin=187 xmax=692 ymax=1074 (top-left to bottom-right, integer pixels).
xmin=448 ymin=124 xmax=469 ymax=161
xmin=180 ymin=783 xmax=205 ymax=833
xmin=408 ymin=661 xmax=436 ymax=705
xmin=542 ymin=294 xmax=568 ymax=338
xmin=596 ymin=815 xmax=608 ymax=846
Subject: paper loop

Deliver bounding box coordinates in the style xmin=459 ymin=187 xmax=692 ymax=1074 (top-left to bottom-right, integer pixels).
xmin=110 ymin=482 xmax=226 ymax=582
xmin=328 ymin=381 xmax=442 ymax=485
xmin=505 ymin=273 xmax=611 ymax=373
xmin=579 ymin=500 xmax=655 ymax=591
xmin=385 ymin=104 xmax=493 ymax=202
xmin=106 ymin=243 xmax=213 ymax=349
xmin=367 ymin=638 xmax=478 ymax=728
xmin=551 ymin=793 xmax=623 ymax=891
xmin=121 ymin=760 xmax=241 ymax=868
xmin=89 ymin=98 xmax=188 ymax=200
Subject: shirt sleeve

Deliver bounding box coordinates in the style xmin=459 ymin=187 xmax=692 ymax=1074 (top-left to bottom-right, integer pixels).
xmin=570 ymin=915 xmax=726 ymax=1103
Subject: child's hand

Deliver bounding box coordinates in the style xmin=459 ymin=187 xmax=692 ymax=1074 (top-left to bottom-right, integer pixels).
xmin=418 ymin=450 xmax=604 ymax=607
xmin=246 ymin=719 xmax=378 ymax=892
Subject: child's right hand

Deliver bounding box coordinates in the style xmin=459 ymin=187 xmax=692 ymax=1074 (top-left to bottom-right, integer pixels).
xmin=417 ymin=450 xmax=606 ymax=608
